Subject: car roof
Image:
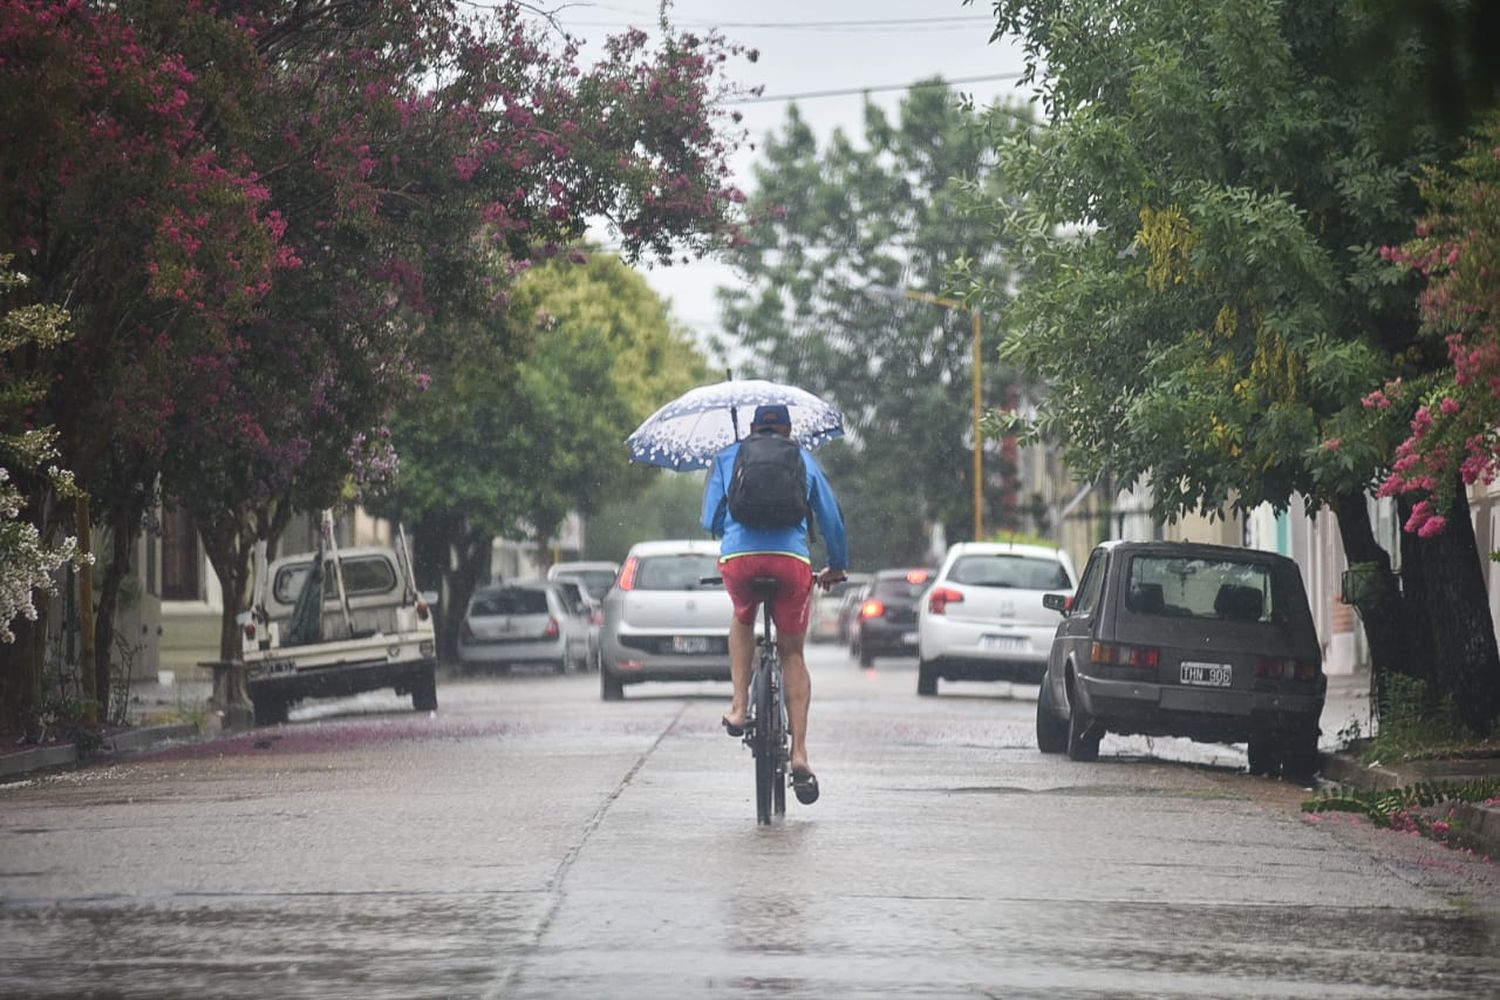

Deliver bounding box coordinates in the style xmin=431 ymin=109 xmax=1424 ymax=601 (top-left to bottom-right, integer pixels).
xmin=477 ymin=581 xmax=553 ymax=593
xmin=1095 ymin=539 xmax=1298 ymax=567
xmin=873 ymin=567 xmax=932 ymax=580
xmin=944 ymin=541 xmax=1066 ymax=560
xmin=549 ymin=561 xmax=619 ymax=574
xmin=269 ymin=545 xmax=397 ymax=569
xmin=625 ymin=539 xmax=721 ymax=557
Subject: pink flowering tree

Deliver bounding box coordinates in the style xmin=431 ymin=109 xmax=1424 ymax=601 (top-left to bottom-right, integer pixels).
xmin=0 ymin=1 xmax=289 ymax=719
xmin=0 ymin=1 xmax=751 ymax=719
xmin=1368 ymin=113 xmax=1500 ymax=538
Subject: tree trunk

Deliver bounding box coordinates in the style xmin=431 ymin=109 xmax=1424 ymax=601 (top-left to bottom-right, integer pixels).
xmin=1332 ymin=490 xmax=1421 ymax=719
xmin=0 ymin=604 xmax=44 ymax=733
xmin=92 ymin=520 xmax=136 ymax=723
xmin=198 ymin=517 xmax=253 ymax=663
xmin=1399 ymin=483 xmax=1500 ymax=733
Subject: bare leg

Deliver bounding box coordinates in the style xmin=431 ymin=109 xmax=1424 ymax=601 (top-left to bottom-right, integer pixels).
xmin=779 ymin=633 xmax=811 ymax=773
xmin=724 ymin=613 xmax=755 ymax=727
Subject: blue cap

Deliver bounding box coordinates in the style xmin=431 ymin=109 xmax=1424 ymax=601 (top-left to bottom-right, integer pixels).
xmin=751 ymin=403 xmax=791 ymax=427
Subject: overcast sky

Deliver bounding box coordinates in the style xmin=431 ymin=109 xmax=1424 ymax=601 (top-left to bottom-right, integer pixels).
xmin=533 ymin=1 xmax=1032 ymax=364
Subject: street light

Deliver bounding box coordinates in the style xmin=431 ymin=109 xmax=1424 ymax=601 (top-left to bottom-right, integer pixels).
xmin=865 ymin=284 xmax=985 ymax=540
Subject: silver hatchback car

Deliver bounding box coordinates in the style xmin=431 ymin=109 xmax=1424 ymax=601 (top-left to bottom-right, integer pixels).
xmin=598 ymin=539 xmax=732 ymax=700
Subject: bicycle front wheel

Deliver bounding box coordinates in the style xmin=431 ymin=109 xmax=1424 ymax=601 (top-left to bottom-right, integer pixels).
xmin=753 ymin=656 xmax=778 ymax=825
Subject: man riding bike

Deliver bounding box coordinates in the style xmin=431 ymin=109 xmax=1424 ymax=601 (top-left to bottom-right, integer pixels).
xmin=701 ymin=403 xmax=849 ymax=805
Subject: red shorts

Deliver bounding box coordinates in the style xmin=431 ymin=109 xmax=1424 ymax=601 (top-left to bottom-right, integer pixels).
xmin=720 ymin=554 xmax=814 ymax=636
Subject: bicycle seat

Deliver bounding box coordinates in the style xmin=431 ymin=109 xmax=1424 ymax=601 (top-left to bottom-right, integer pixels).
xmin=750 ymin=576 xmax=781 ymax=600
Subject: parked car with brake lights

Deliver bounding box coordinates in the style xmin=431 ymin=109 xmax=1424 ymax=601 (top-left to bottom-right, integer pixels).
xmin=1035 ymin=540 xmax=1326 ymax=779
xmin=916 ymin=542 xmax=1076 ymax=696
xmin=457 ymin=581 xmax=590 ymax=675
xmin=850 ymin=568 xmax=933 ymax=667
xmin=598 ymin=539 xmax=732 ymax=700
xmin=808 ymin=572 xmax=869 ymax=642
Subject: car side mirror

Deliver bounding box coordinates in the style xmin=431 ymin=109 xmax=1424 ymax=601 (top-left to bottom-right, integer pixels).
xmin=1043 ymin=592 xmax=1071 ymax=614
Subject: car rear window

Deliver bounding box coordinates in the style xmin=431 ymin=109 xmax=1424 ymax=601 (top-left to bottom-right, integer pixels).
xmin=1125 ymin=556 xmax=1281 ymax=623
xmin=635 ymin=554 xmax=721 ymax=590
xmin=470 ymin=588 xmax=550 ymax=616
xmin=872 ymin=578 xmax=929 ymax=601
xmin=273 ymin=555 xmax=398 ymax=604
xmin=949 ymin=554 xmax=1071 ymax=590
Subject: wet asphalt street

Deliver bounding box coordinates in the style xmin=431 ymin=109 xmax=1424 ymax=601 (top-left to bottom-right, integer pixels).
xmin=3 ymin=645 xmax=1499 ymax=999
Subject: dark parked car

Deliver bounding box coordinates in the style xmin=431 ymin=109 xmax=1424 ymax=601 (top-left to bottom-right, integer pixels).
xmin=850 ymin=568 xmax=933 ymax=667
xmin=1036 ymin=541 xmax=1326 ymax=779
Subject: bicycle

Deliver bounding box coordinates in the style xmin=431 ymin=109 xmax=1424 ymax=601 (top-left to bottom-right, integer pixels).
xmin=704 ymin=574 xmax=790 ymax=824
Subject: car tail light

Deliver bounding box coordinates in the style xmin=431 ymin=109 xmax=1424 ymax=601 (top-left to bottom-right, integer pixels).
xmin=859 ymin=599 xmax=886 ymax=619
xmin=906 ymin=569 xmax=931 ymax=585
xmin=1256 ymin=657 xmax=1319 ymax=681
xmin=591 ymin=609 xmax=604 ymax=627
xmin=617 ymin=557 xmax=639 ymax=591
xmin=617 ymin=659 xmax=644 ymax=671
xmin=927 ymin=587 xmax=964 ymax=615
xmin=243 ymin=621 xmax=256 ymax=641
xmin=544 ymin=617 xmax=560 ymax=638
xmin=416 ymin=600 xmax=430 ymax=621
xmin=1091 ymin=641 xmax=1160 ymax=669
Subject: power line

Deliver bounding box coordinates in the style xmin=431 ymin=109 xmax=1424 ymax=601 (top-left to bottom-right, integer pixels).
xmin=571 ymin=8 xmax=996 ymax=30
xmin=726 ymin=72 xmax=1025 ymax=105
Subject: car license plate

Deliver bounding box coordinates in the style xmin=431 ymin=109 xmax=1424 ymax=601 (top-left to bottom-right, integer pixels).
xmin=901 ymin=630 xmax=919 ymax=644
xmin=1180 ymin=661 xmax=1232 ymax=687
xmin=673 ymin=636 xmax=711 ymax=654
xmin=979 ymin=635 xmax=1027 ymax=653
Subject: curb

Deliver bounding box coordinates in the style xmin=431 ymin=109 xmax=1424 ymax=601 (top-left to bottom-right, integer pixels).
xmin=1318 ymin=749 xmax=1500 ymax=860
xmin=0 ymin=721 xmax=205 ymax=784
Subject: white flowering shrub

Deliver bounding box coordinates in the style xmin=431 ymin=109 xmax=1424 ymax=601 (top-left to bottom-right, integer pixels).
xmin=1 ymin=256 xmax=83 ymax=643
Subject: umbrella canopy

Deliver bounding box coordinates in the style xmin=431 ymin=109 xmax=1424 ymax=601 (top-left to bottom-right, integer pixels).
xmin=626 ymin=378 xmax=844 ymax=471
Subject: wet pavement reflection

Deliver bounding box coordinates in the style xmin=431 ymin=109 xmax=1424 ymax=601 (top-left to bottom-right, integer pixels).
xmin=2 ymin=649 xmax=1496 ymax=998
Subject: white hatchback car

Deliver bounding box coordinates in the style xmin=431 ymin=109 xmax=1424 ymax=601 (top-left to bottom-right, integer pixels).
xmin=916 ymin=542 xmax=1077 ymax=696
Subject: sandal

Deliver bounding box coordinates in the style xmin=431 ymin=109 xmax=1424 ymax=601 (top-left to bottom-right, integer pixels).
xmin=791 ymin=767 xmax=820 ymax=805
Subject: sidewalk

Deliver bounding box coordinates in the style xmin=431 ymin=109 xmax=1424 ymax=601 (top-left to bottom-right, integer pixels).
xmin=0 ymin=671 xmax=218 ymax=783
xmin=1316 ymin=668 xmax=1500 ymax=860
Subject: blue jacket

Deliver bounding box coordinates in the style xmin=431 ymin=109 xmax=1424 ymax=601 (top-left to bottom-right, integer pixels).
xmin=700 ymin=437 xmax=849 ymax=571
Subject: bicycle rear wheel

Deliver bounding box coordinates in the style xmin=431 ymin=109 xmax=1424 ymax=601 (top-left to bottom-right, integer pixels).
xmin=753 ymin=652 xmax=777 ymax=825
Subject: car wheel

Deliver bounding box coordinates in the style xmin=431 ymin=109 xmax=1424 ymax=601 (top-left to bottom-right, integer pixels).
xmin=410 ymin=664 xmax=438 ymax=713
xmin=600 ymin=668 xmax=624 ymax=701
xmin=1279 ymin=724 xmax=1321 ymax=783
xmin=916 ymin=660 xmax=938 ymax=696
xmin=252 ymin=695 xmax=288 ymax=727
xmin=1064 ymin=675 xmax=1101 ymax=762
xmin=1246 ymin=734 xmax=1277 ymax=776
xmin=1035 ymin=678 xmax=1067 ymax=753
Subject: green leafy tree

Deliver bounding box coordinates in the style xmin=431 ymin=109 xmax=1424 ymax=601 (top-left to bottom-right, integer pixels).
xmin=718 ymin=83 xmax=1033 ymax=568
xmin=376 ymin=253 xmax=708 ymax=653
xmin=968 ymin=0 xmax=1500 ymax=729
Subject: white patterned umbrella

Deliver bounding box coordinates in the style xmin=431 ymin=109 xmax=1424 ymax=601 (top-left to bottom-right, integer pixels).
xmin=626 ymin=378 xmax=845 ymax=471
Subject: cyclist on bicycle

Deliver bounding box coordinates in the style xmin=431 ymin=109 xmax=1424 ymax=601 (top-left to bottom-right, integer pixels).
xmin=701 ymin=403 xmax=848 ymax=805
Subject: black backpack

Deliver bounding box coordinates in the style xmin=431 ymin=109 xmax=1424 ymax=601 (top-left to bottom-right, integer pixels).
xmin=727 ymin=431 xmax=809 ymax=528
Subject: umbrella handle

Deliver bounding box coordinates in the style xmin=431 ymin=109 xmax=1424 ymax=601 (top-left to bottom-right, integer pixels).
xmin=726 ymin=367 xmax=741 ymax=441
